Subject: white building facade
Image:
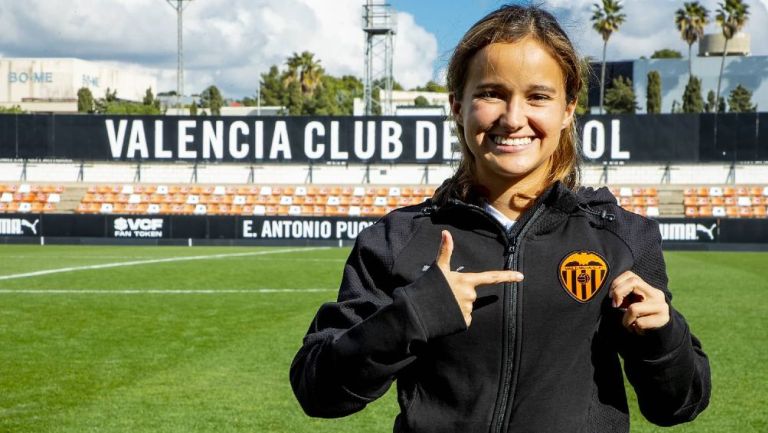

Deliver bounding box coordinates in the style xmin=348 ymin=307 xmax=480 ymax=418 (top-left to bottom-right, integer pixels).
xmin=1 ymin=58 xmax=156 ymax=111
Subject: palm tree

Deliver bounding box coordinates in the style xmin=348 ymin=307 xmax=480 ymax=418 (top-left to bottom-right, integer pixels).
xmin=298 ymin=51 xmax=324 ymax=94
xmin=591 ymin=0 xmax=626 ymax=114
xmin=283 ymin=51 xmax=325 ymax=96
xmin=714 ymin=0 xmax=749 ymax=108
xmin=675 ymin=2 xmax=709 ymax=77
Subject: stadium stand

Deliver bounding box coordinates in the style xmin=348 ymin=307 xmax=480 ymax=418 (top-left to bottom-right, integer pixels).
xmin=74 ymin=184 xmax=435 ymax=218
xmin=1 ymin=178 xmax=767 ymax=219
xmin=683 ymin=185 xmax=768 ymax=219
xmin=0 ymin=183 xmax=63 ymax=213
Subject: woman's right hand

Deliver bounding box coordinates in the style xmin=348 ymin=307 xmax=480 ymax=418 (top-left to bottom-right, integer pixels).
xmin=435 ymin=230 xmax=524 ymax=326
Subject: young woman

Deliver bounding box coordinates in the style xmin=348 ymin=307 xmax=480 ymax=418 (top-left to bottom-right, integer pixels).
xmin=291 ymin=4 xmax=710 ymax=432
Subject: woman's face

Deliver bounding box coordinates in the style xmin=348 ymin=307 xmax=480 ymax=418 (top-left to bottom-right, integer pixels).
xmin=451 ymin=38 xmax=576 ymax=192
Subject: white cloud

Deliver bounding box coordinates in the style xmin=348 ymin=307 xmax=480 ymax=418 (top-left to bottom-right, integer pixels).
xmin=0 ymin=0 xmax=437 ymax=98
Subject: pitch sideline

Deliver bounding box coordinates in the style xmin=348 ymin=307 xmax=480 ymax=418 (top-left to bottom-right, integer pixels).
xmin=0 ymin=288 xmax=336 ymax=294
xmin=0 ymin=247 xmax=330 ymax=281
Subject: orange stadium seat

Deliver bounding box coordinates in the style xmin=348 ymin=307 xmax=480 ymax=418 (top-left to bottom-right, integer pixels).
xmin=738 ymin=207 xmax=753 ymax=218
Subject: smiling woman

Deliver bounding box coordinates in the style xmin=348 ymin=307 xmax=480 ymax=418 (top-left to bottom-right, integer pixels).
xmin=290 ymin=4 xmax=711 ymax=433
xmin=450 ymin=39 xmax=576 ymax=218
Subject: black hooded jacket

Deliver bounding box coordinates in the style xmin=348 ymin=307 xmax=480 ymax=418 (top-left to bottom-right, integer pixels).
xmin=290 ymin=182 xmax=711 ymax=432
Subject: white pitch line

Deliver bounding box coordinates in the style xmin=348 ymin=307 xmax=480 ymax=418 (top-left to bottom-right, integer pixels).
xmin=0 ymin=288 xmax=336 ymax=294
xmin=0 ymin=247 xmax=329 ymax=281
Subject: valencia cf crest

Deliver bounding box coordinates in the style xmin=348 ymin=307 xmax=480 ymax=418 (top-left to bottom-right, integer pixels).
xmin=558 ymin=251 xmax=609 ymax=303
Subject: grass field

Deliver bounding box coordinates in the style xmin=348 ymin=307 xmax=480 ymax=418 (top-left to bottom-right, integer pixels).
xmin=0 ymin=244 xmax=766 ymax=433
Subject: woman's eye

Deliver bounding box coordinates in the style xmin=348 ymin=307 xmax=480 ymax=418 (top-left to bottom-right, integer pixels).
xmin=530 ymin=94 xmax=551 ymax=101
xmin=478 ymin=91 xmax=500 ymax=100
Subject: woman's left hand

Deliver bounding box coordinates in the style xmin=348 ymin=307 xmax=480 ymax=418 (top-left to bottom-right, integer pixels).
xmin=609 ymin=271 xmax=670 ymax=335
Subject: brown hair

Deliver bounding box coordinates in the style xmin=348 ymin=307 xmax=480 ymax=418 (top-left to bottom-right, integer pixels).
xmin=436 ymin=4 xmax=583 ymax=204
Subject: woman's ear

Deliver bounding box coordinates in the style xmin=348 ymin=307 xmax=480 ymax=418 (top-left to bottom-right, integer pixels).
xmin=450 ymin=93 xmax=463 ymax=126
xmin=561 ymin=99 xmax=577 ymax=130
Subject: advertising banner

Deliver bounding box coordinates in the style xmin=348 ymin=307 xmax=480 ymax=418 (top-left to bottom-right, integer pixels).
xmin=1 ymin=214 xmax=766 ymax=246
xmin=2 ymin=113 xmax=767 ymax=163
xmin=657 ymin=218 xmax=719 ymax=243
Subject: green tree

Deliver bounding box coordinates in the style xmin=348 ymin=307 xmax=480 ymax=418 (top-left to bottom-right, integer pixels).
xmin=682 ymin=75 xmax=704 ymax=113
xmin=310 ymin=75 xmax=363 ymax=115
xmin=591 ymin=0 xmax=626 ymax=114
xmin=189 ymin=102 xmax=198 ymax=116
xmin=715 ymin=0 xmax=749 ymax=109
xmin=413 ymin=80 xmax=447 ymax=92
xmin=728 ymin=84 xmax=755 ymax=112
xmin=94 ymin=88 xmax=118 ymax=113
xmin=285 ymin=81 xmax=304 ymax=115
xmin=0 ymin=105 xmax=25 ymax=113
xmin=200 ymin=85 xmax=224 ymax=115
xmin=646 ymin=70 xmax=661 ymax=114
xmin=102 ymin=102 xmax=162 ymax=115
xmin=704 ymin=89 xmax=726 ymax=113
xmin=604 ymin=76 xmax=637 ymax=114
xmin=414 ymin=95 xmax=430 ymax=107
xmin=143 ymin=88 xmax=155 ymax=106
xmin=650 ymin=49 xmax=683 ymax=59
xmin=675 ymin=2 xmax=709 ymax=77
xmin=259 ymin=66 xmax=285 ymax=106
xmin=77 ymin=87 xmax=94 ymax=113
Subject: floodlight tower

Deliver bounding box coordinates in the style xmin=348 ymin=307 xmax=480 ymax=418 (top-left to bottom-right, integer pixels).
xmin=362 ymin=0 xmax=397 ymax=115
xmin=166 ymin=0 xmax=193 ymax=106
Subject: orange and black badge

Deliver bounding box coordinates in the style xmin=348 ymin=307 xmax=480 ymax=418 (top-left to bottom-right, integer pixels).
xmin=558 ymin=251 xmax=609 ymax=303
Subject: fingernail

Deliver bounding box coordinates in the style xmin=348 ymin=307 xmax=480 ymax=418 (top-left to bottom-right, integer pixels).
xmin=517 ymin=272 xmax=524 ymax=280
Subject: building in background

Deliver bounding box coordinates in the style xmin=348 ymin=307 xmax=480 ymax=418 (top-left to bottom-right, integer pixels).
xmin=354 ymin=90 xmax=449 ymax=116
xmin=0 ymin=58 xmax=156 ymax=113
xmin=588 ymin=32 xmax=766 ymax=114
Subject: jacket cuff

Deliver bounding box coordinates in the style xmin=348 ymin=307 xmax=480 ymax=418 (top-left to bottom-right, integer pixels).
xmin=632 ymin=306 xmax=688 ymax=360
xmin=402 ymin=263 xmax=467 ymax=339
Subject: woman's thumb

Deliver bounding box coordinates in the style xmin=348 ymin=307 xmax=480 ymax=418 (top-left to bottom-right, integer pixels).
xmin=436 ymin=230 xmax=453 ymax=270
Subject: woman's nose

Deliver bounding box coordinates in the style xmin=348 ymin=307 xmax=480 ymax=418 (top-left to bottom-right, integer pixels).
xmin=500 ymin=99 xmax=526 ymax=130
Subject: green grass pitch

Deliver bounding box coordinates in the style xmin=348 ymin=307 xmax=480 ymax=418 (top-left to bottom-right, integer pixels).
xmin=0 ymin=245 xmax=766 ymax=432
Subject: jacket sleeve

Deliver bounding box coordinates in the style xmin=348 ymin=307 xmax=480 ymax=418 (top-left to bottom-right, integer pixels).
xmin=613 ymin=218 xmax=711 ymax=426
xmin=289 ymin=218 xmax=467 ymax=418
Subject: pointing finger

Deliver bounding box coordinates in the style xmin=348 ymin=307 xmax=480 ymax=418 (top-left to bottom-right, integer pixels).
xmin=465 ymin=270 xmax=524 ymax=287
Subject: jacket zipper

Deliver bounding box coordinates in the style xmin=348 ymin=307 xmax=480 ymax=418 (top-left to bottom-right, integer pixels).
xmin=491 ymin=204 xmax=546 ymax=433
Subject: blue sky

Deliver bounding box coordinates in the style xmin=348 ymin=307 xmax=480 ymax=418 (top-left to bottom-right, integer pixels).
xmin=389 ymin=0 xmax=505 ymax=61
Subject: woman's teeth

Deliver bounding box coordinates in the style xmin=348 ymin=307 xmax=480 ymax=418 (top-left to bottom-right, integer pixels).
xmin=493 ymin=136 xmax=532 ymax=146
